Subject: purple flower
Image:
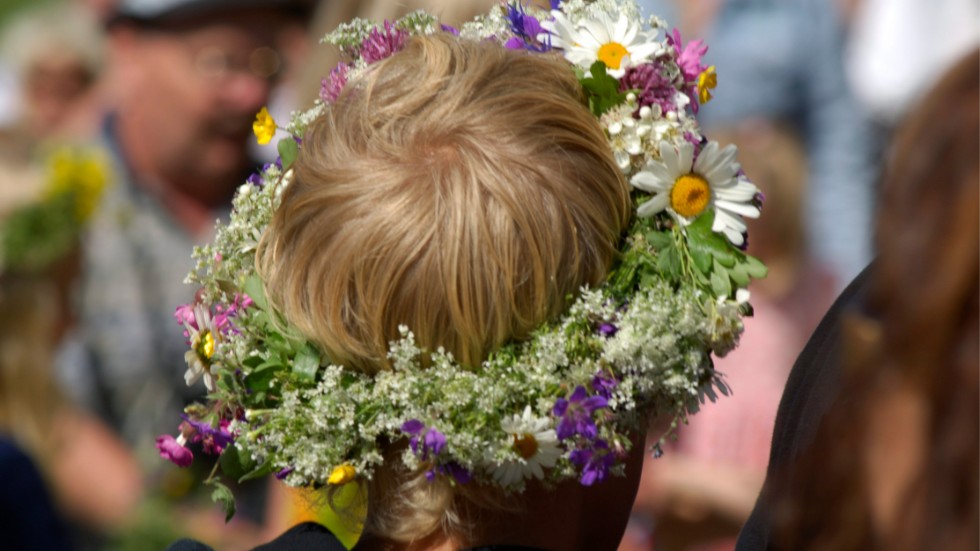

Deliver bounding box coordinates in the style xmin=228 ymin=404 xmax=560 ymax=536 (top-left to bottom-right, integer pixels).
xmin=569 ymin=441 xmax=616 ymax=486
xmin=425 ymin=461 xmax=472 ymax=483
xmin=402 ymin=420 xmax=446 ymax=460
xmin=550 ymin=0 xmax=562 ymax=9
xmin=597 ymin=322 xmax=618 ymax=338
xmin=156 ymin=434 xmax=193 ymax=467
xmin=620 ymin=62 xmax=678 ymax=114
xmin=263 ymin=158 xmax=282 ymax=172
xmin=275 ymin=467 xmax=294 ymax=480
xmin=361 ymin=21 xmax=409 ymax=65
xmin=181 ymin=415 xmax=235 ymax=455
xmin=246 ymin=172 xmax=264 ymax=187
xmin=505 ymin=3 xmax=551 ymax=52
xmin=591 ymin=372 xmax=618 ymax=399
xmin=440 ymin=24 xmax=459 ymax=36
xmin=552 ymin=386 xmax=608 ymax=441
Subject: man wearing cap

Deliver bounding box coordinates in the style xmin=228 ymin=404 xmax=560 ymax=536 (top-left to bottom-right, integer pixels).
xmin=55 ymin=0 xmax=312 ymax=539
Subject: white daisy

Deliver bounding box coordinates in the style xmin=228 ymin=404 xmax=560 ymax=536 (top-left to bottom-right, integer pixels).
xmin=181 ymin=304 xmax=219 ymax=391
xmin=541 ymin=10 xmax=662 ymax=78
xmin=631 ymin=141 xmax=760 ymax=246
xmin=492 ymin=406 xmax=562 ymax=488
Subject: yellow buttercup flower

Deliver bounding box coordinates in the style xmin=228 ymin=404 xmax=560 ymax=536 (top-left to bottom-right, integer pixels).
xmin=697 ymin=66 xmax=717 ymax=105
xmin=253 ymin=107 xmax=277 ymax=145
xmin=44 ymin=148 xmax=109 ymax=222
xmin=328 ymin=464 xmax=357 ymax=485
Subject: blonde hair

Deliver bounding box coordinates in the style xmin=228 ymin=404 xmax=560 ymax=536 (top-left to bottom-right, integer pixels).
xmin=258 ymin=34 xmax=630 ymax=541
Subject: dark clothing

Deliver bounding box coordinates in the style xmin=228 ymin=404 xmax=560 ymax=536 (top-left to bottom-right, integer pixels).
xmin=735 ymin=265 xmax=873 ymax=550
xmin=166 ymin=521 xmax=551 ymax=550
xmin=0 ymin=437 xmax=74 ymax=551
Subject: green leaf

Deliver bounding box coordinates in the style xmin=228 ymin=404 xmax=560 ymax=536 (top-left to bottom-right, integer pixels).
xmin=239 ymin=461 xmax=274 ymax=483
xmin=743 ymin=254 xmax=769 ymax=279
xmin=687 ymin=212 xmax=738 ymax=267
xmin=219 ymin=445 xmax=246 ymax=482
xmin=688 ymin=241 xmax=712 ymax=274
xmin=645 ymin=231 xmax=673 ymax=251
xmin=210 ymin=481 xmax=237 ymax=523
xmin=656 ymin=245 xmax=681 ymax=279
xmin=580 ymin=61 xmax=627 ymax=116
xmin=243 ymin=275 xmax=268 ymax=311
xmin=293 ymin=342 xmax=321 ymax=382
xmin=277 ymin=137 xmax=299 ymax=170
xmin=729 ymin=261 xmax=750 ymax=287
xmin=710 ymin=259 xmax=732 ymax=298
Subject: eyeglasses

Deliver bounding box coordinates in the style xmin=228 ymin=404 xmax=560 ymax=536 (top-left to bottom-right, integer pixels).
xmin=192 ymin=45 xmax=284 ymax=82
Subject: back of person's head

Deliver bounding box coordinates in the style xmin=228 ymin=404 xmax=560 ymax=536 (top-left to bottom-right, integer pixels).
xmin=257 ymin=32 xmax=631 ymax=540
xmin=259 ymin=33 xmax=630 ymax=373
xmin=773 ymin=48 xmax=979 ymax=551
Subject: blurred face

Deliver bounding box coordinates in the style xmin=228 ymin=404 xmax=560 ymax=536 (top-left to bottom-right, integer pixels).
xmin=23 ymin=54 xmax=93 ymax=134
xmin=111 ymin=12 xmax=289 ymax=198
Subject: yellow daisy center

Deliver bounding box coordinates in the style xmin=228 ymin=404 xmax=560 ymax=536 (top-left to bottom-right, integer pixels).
xmin=513 ymin=433 xmax=539 ymax=460
xmin=597 ymin=42 xmax=629 ymax=70
xmin=670 ymin=174 xmax=712 ymax=218
xmin=196 ymin=330 xmax=216 ymax=362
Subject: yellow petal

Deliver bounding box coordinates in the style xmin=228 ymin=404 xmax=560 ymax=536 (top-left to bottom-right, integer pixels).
xmin=253 ymin=107 xmax=277 ymax=145
xmin=328 ymin=464 xmax=357 ymax=485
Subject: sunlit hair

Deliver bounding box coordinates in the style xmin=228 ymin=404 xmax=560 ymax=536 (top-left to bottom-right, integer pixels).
xmin=257 ymin=33 xmax=630 ymax=541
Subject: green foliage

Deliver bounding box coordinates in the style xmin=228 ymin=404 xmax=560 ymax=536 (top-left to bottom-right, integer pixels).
xmin=209 ymin=481 xmax=236 ymax=523
xmin=277 ymin=138 xmax=299 ymax=171
xmin=579 ymin=62 xmax=628 ymax=116
xmin=684 ymin=211 xmax=768 ymax=298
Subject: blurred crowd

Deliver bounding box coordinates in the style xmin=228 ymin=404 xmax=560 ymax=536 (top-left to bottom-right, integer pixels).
xmin=0 ymin=0 xmax=974 ymax=549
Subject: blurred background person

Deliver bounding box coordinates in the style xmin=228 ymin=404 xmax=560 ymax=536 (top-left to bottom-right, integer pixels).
xmin=636 ymin=0 xmax=878 ymax=295
xmin=622 ymin=125 xmax=837 ymax=551
xmin=47 ymin=0 xmax=316 ymax=547
xmin=843 ymin=0 xmax=979 ymax=131
xmin=0 ymin=149 xmax=142 ymax=550
xmin=0 ymin=1 xmax=107 ymax=145
xmin=739 ymin=48 xmax=979 ymax=551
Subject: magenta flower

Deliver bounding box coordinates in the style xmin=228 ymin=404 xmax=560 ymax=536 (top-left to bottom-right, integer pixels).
xmin=319 ymin=62 xmax=350 ymax=103
xmin=360 ymin=21 xmax=409 ymax=65
xmin=667 ymin=28 xmax=708 ymax=83
xmin=213 ymin=293 xmax=253 ymax=336
xmin=156 ymin=434 xmax=193 ymax=467
xmin=552 ymin=386 xmax=608 ymax=441
xmin=619 ymin=62 xmax=678 ymax=114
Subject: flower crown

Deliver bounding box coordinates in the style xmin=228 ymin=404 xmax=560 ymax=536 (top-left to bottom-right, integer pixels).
xmin=159 ymin=0 xmax=767 ymax=520
xmin=0 ymin=148 xmax=108 ymax=276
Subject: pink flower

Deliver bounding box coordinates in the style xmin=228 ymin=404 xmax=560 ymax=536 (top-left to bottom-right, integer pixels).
xmin=156 ymin=434 xmax=193 ymax=467
xmin=320 ymin=62 xmax=350 ymax=103
xmin=668 ymin=28 xmax=708 ymax=83
xmin=360 ymin=21 xmax=409 ymax=65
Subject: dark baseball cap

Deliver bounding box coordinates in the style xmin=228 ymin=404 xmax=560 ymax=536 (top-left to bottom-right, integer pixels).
xmin=107 ymin=0 xmax=315 ymax=27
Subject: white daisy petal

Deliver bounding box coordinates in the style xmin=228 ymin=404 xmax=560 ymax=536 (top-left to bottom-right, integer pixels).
xmin=716 ymin=199 xmax=761 ymax=218
xmin=637 ymin=193 xmax=670 ymax=217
